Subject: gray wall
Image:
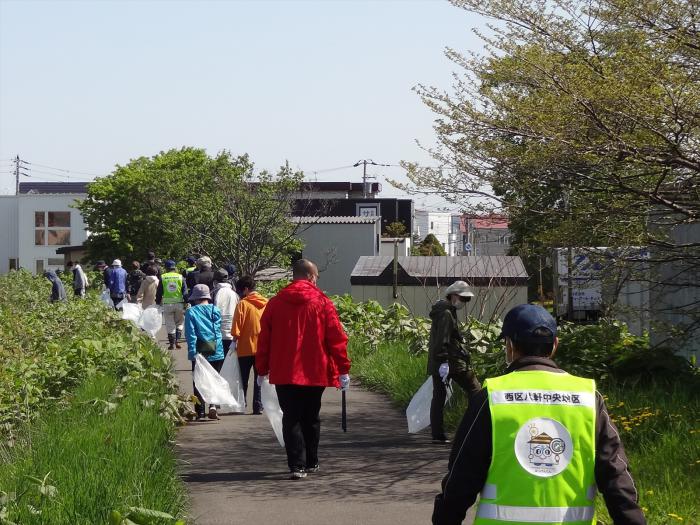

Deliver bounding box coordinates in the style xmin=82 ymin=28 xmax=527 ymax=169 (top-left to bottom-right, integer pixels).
xmin=0 ymin=197 xmax=19 ymax=274
xmin=650 ymin=222 xmax=700 ymax=361
xmin=298 ymin=222 xmax=379 ymax=296
xmin=351 ymin=284 xmax=527 ymax=321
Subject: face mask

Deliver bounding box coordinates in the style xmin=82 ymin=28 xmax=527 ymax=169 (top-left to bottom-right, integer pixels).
xmin=504 ymin=342 xmax=513 ymax=366
xmin=452 ymin=298 xmax=466 ymax=310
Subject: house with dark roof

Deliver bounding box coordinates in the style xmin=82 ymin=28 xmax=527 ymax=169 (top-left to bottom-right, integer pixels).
xmin=350 ymin=255 xmax=528 ymax=319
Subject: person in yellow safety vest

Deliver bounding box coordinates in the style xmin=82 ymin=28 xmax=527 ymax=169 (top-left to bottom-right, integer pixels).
xmin=433 ymin=304 xmax=645 ymax=525
xmin=157 ymin=259 xmax=188 ymax=350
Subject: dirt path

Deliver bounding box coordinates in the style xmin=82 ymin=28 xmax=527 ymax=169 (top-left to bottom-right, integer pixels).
xmin=166 ymin=331 xmax=476 ymax=525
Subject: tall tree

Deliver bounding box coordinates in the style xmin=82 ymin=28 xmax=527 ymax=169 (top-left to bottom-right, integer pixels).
xmin=395 ymin=0 xmax=699 ymax=334
xmin=78 ymin=148 xmax=313 ymax=275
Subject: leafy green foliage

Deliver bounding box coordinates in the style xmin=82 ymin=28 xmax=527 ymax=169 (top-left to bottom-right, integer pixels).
xmin=412 ymin=234 xmax=447 ymax=256
xmin=77 ymin=148 xmax=308 ymax=275
xmin=0 ymin=271 xmax=186 ymax=433
xmin=0 ymin=271 xmax=188 ymax=524
xmin=383 ymin=221 xmax=409 ymax=238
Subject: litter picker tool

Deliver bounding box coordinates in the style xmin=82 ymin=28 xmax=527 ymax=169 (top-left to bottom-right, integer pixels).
xmin=341 ymin=390 xmax=347 ymax=432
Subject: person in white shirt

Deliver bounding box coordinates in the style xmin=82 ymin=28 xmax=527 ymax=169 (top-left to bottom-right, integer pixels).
xmin=212 ymin=268 xmax=239 ymax=356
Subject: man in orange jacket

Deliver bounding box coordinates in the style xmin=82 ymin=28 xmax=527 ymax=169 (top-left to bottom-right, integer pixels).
xmin=232 ymin=275 xmax=268 ymax=415
xmin=256 ymin=259 xmax=351 ymax=480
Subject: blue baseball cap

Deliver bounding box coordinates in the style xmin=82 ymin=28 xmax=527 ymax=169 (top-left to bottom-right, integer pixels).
xmin=499 ymin=304 xmax=557 ymax=342
xmin=164 ymin=259 xmax=177 ymax=269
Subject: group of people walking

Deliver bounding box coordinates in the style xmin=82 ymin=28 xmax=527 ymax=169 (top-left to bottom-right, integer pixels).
xmin=45 ymin=254 xmax=645 ymax=523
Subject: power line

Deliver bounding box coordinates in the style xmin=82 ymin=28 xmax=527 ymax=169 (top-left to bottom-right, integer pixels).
xmin=24 ymin=161 xmax=104 ymax=177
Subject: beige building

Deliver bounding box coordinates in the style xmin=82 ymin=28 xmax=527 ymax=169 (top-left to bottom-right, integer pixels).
xmin=350 ymin=255 xmax=528 ymax=321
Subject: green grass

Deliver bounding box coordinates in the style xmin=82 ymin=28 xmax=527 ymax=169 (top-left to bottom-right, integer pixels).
xmin=0 ymin=374 xmax=187 ymax=524
xmin=349 ymin=339 xmax=700 ymax=525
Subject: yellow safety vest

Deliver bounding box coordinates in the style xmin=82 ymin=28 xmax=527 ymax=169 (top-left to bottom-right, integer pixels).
xmin=161 ymin=272 xmax=184 ymax=304
xmin=475 ymin=371 xmax=597 ymax=525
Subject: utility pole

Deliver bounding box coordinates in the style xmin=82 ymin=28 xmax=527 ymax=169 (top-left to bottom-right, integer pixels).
xmin=353 ymin=159 xmax=390 ymax=198
xmin=13 ymin=155 xmax=28 ymax=195
xmin=14 ymin=155 xmax=20 ymax=195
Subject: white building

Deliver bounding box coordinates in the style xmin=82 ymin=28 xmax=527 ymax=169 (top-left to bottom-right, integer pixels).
xmin=413 ymin=210 xmax=459 ymax=255
xmin=0 ymin=183 xmax=89 ymax=274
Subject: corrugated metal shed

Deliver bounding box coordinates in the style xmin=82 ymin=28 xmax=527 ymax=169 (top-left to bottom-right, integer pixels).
xmin=291 ymin=216 xmax=381 ymax=224
xmin=19 ymin=182 xmax=89 ymax=194
xmin=351 ymin=255 xmax=528 ymax=286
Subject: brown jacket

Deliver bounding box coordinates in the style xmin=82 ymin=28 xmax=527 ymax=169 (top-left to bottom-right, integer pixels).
xmin=433 ymin=356 xmax=646 ymax=525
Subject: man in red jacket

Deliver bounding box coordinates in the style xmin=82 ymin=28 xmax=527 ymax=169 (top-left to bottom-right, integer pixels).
xmin=256 ymin=259 xmax=351 ymax=480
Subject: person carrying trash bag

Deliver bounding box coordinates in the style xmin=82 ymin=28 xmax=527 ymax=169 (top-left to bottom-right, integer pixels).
xmin=232 ymin=275 xmax=266 ymax=414
xmin=158 ymin=260 xmax=188 ymax=350
xmin=432 ymin=304 xmax=646 ymax=525
xmin=428 ymin=280 xmax=481 ymax=444
xmin=185 ymin=284 xmax=225 ymax=421
xmin=256 ymin=259 xmax=350 ymax=480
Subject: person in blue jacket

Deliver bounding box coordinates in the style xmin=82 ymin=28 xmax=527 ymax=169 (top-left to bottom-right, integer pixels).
xmin=185 ymin=284 xmax=225 ymax=420
xmin=108 ymin=259 xmax=128 ymax=310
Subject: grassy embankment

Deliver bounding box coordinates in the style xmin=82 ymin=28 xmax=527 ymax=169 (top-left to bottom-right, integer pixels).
xmin=349 ymin=339 xmax=700 ymax=525
xmin=0 ymin=271 xmax=187 ymax=524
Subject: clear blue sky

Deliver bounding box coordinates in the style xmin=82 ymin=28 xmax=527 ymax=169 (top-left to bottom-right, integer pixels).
xmin=0 ymin=0 xmax=483 ymax=208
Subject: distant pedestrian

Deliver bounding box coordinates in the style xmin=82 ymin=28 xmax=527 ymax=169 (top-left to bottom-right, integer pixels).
xmin=142 ymin=251 xmax=161 ymax=278
xmin=108 ymin=259 xmax=128 ymax=309
xmin=44 ymin=270 xmax=67 ymax=303
xmin=195 ymin=256 xmax=215 ymax=290
xmin=223 ymin=263 xmax=238 ymax=286
xmin=185 ymin=284 xmax=225 ymax=420
xmin=158 ymin=260 xmax=188 ymax=350
xmin=67 ymin=261 xmax=88 ymax=298
xmin=256 ymin=259 xmax=351 ymax=479
xmin=212 ymin=268 xmax=239 ymax=356
xmin=183 ymin=256 xmax=197 ymax=300
xmin=427 ymin=281 xmax=481 ymax=444
xmin=184 ymin=255 xmax=201 ymax=293
xmin=232 ymin=275 xmax=267 ymax=415
xmin=95 ymin=260 xmax=110 ymax=288
xmin=127 ymin=261 xmax=145 ymax=303
xmin=136 ymin=263 xmax=160 ymax=308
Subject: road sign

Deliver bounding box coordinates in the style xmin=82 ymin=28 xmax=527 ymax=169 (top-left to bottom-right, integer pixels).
xmin=464 ymin=242 xmax=473 ymax=253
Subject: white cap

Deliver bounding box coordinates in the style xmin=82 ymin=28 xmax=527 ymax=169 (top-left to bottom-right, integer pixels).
xmin=112 ymin=259 xmax=122 ymax=267
xmin=445 ymin=280 xmax=474 ymax=298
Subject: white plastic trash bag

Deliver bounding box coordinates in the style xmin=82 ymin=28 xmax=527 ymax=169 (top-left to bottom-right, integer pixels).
xmin=138 ymin=306 xmax=162 ymax=338
xmin=100 ymin=289 xmax=114 ymax=309
xmin=193 ymin=354 xmax=237 ymax=406
xmin=406 ymin=377 xmax=453 ymax=434
xmin=219 ymin=350 xmax=246 ymax=413
xmin=121 ymin=302 xmax=142 ymax=325
xmin=261 ymin=378 xmax=285 ymax=447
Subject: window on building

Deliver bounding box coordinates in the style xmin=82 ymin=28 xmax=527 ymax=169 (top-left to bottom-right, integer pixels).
xmin=34 ymin=211 xmax=71 ymax=246
xmin=9 ymin=259 xmax=18 ymax=270
xmin=48 ymin=212 xmax=70 ymax=227
xmin=48 ymin=258 xmax=65 ymax=266
xmin=431 ymin=221 xmax=434 ymax=230
xmin=36 ymin=259 xmax=44 ymax=274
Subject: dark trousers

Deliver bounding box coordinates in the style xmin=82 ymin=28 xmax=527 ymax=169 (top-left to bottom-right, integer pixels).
xmin=222 ymin=339 xmax=233 ymax=357
xmin=111 ymin=293 xmax=125 ymax=310
xmin=430 ymin=370 xmax=481 ymax=439
xmin=191 ymin=358 xmax=224 ymax=416
xmin=238 ymin=356 xmax=262 ymax=413
xmin=275 ymin=385 xmax=325 ymax=471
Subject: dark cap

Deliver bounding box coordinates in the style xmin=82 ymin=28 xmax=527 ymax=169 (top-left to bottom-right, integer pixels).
xmin=499 ymin=304 xmax=557 ymax=342
xmin=214 ymin=268 xmax=229 ymax=282
xmin=186 ymin=256 xmax=196 ymax=265
xmin=164 ymin=259 xmax=176 ymax=269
